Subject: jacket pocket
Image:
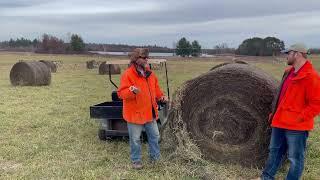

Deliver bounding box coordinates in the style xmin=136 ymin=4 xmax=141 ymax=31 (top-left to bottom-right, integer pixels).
xmin=133 ymin=111 xmax=143 ymax=122
xmin=280 ymin=108 xmax=302 ymax=125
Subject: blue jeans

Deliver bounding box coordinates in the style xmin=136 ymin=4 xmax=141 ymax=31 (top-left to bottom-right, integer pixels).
xmin=261 ymin=127 xmax=308 ymax=180
xmin=127 ymin=120 xmax=160 ymax=163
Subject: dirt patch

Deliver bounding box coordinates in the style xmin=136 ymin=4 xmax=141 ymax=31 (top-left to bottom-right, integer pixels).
xmin=0 ymin=160 xmax=22 ymax=172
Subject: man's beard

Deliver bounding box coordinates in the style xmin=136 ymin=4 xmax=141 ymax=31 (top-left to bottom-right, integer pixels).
xmin=135 ymin=62 xmax=146 ymax=70
xmin=287 ymin=58 xmax=295 ymax=65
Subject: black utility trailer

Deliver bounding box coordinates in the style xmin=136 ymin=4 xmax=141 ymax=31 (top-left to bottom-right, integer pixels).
xmin=90 ymin=59 xmax=170 ymax=140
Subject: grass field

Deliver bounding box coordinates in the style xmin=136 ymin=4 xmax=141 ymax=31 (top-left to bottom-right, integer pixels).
xmin=0 ymin=52 xmax=320 ymax=179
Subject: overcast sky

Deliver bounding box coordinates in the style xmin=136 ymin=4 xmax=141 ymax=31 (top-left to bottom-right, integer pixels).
xmin=1 ymin=0 xmax=320 ymax=48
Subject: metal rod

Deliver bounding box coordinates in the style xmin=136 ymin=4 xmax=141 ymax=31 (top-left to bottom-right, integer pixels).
xmin=164 ymin=62 xmax=170 ymax=99
xmin=109 ymin=64 xmax=118 ymax=88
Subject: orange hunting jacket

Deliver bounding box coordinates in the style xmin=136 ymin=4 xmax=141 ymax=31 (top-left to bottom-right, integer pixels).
xmin=271 ymin=61 xmax=320 ymax=131
xmin=117 ymin=65 xmax=164 ymax=124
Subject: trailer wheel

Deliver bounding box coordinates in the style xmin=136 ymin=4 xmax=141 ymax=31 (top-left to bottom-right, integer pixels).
xmin=98 ymin=129 xmax=107 ymax=141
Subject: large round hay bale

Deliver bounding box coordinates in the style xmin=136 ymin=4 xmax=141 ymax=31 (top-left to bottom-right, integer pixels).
xmin=10 ymin=61 xmax=51 ymax=86
xmin=163 ymin=63 xmax=278 ymax=168
xmin=99 ymin=62 xmax=121 ymax=75
xmin=210 ymin=61 xmax=247 ymax=71
xmin=39 ymin=60 xmax=57 ymax=73
xmin=86 ymin=60 xmax=98 ymax=69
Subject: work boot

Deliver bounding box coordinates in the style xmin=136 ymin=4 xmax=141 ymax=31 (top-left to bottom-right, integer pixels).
xmin=132 ymin=161 xmax=143 ymax=170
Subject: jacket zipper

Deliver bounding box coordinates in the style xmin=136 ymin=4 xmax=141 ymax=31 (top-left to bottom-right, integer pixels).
xmin=273 ymin=71 xmax=290 ymax=113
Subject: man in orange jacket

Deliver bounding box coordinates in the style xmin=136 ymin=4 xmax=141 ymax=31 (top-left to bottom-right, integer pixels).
xmin=259 ymin=43 xmax=320 ymax=180
xmin=117 ymin=48 xmax=168 ymax=169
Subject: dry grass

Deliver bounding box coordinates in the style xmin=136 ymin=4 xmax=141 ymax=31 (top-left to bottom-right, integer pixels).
xmin=0 ymin=52 xmax=319 ymax=179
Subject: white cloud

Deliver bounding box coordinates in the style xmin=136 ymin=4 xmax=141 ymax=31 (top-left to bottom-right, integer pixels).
xmin=0 ymin=0 xmax=160 ymax=16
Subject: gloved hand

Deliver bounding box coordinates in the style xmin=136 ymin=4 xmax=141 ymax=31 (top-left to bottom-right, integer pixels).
xmin=129 ymin=86 xmax=140 ymax=94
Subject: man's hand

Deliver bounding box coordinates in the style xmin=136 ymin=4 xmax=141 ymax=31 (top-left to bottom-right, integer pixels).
xmin=160 ymin=96 xmax=168 ymax=102
xmin=129 ymin=86 xmax=140 ymax=94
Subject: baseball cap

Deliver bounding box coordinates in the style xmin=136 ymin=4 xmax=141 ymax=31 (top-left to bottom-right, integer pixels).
xmin=281 ymin=43 xmax=308 ymax=54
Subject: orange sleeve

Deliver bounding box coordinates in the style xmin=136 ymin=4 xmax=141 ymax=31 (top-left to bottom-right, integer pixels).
xmin=117 ymin=72 xmax=135 ymax=100
xmin=299 ymin=76 xmax=320 ymax=121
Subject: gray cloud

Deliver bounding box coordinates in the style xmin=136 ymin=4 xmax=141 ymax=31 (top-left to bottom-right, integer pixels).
xmin=1 ymin=0 xmax=320 ymax=48
xmin=0 ymin=0 xmax=54 ymax=8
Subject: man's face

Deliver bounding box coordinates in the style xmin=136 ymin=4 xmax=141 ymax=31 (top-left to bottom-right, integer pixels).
xmin=287 ymin=51 xmax=297 ymax=65
xmin=136 ymin=56 xmax=149 ymax=66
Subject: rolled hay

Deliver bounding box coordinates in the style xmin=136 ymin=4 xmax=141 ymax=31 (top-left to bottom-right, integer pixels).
xmin=233 ymin=60 xmax=248 ymax=64
xmin=10 ymin=61 xmax=51 ymax=86
xmin=210 ymin=61 xmax=247 ymax=71
xmin=149 ymin=63 xmax=162 ymax=70
xmin=98 ymin=62 xmax=121 ymax=75
xmin=52 ymin=60 xmax=63 ymax=68
xmin=86 ymin=60 xmax=98 ymax=69
xmin=39 ymin=60 xmax=57 ymax=73
xmin=162 ymin=63 xmax=278 ymax=168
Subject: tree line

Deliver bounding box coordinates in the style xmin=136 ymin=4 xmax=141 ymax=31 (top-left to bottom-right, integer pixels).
xmin=236 ymin=37 xmax=320 ymax=55
xmin=0 ymin=34 xmax=85 ymax=54
xmin=309 ymin=48 xmax=320 ymax=54
xmin=175 ymin=37 xmax=202 ymax=57
xmin=2 ymin=35 xmax=320 ymax=55
xmin=174 ymin=36 xmax=290 ymax=57
xmin=236 ymin=37 xmax=285 ymax=56
xmin=0 ymin=34 xmax=173 ymax=54
xmin=86 ymin=43 xmax=173 ymax=53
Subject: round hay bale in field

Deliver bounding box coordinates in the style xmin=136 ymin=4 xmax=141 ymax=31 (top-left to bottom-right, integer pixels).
xmin=233 ymin=60 xmax=248 ymax=64
xmin=39 ymin=60 xmax=57 ymax=73
xmin=86 ymin=60 xmax=98 ymax=69
xmin=162 ymin=63 xmax=278 ymax=168
xmin=10 ymin=61 xmax=51 ymax=86
xmin=99 ymin=62 xmax=121 ymax=75
xmin=210 ymin=61 xmax=247 ymax=71
xmin=52 ymin=60 xmax=63 ymax=68
xmin=149 ymin=63 xmax=162 ymax=70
